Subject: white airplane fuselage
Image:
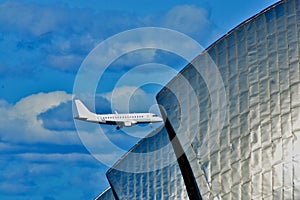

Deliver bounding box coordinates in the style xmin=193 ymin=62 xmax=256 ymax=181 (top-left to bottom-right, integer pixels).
xmin=74 ymin=100 xmax=163 ymax=129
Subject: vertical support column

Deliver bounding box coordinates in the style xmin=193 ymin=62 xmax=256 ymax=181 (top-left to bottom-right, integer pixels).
xmin=164 ymin=116 xmax=202 ymax=200
xmin=107 ymin=179 xmax=120 ymax=200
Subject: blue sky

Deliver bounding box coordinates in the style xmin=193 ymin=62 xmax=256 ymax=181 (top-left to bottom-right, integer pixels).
xmin=0 ymin=0 xmax=278 ymax=199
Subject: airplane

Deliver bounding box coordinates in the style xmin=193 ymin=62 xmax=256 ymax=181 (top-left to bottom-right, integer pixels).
xmin=74 ymin=99 xmax=163 ymax=130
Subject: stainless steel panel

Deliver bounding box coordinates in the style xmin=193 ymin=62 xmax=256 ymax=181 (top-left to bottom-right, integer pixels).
xmin=261 ymin=122 xmax=271 ymax=147
xmin=283 ymin=136 xmax=293 ymax=161
xmin=251 ymin=149 xmax=262 ymax=175
xmin=294 ymin=154 xmax=300 ymax=182
xmin=262 ymin=171 xmax=272 ymax=197
xmin=106 ymin=127 xmax=189 ymax=200
xmin=283 ymin=162 xmax=293 ymax=188
xmin=231 ymin=161 xmax=242 ymax=185
xmin=295 ymin=180 xmax=300 ymax=200
xmin=220 ymin=170 xmax=231 ymax=194
xmin=95 ymin=188 xmax=115 ymax=200
xmin=155 ymin=0 xmax=300 ymax=199
xmin=291 ymin=83 xmax=300 ymax=108
xmin=251 ymin=172 xmax=262 ymax=199
xmin=271 ymin=115 xmax=282 ymax=140
xmin=273 ymin=163 xmax=283 ymax=191
xmin=241 ymin=182 xmax=251 ymax=199
xmin=272 ymin=138 xmax=283 ymax=165
xmin=262 ymin=144 xmax=272 ymax=170
xmin=100 ymin=1 xmax=300 ymax=199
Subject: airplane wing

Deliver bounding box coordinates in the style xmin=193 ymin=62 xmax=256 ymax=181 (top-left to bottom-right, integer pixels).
xmin=124 ymin=121 xmax=137 ymax=127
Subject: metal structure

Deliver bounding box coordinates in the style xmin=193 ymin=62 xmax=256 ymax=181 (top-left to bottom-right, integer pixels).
xmin=106 ymin=127 xmax=189 ymax=200
xmin=97 ymin=0 xmax=300 ymax=199
xmin=95 ymin=188 xmax=115 ymax=200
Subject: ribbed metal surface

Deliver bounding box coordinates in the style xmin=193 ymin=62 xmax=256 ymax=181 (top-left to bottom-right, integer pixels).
xmin=95 ymin=187 xmax=115 ymax=200
xmin=106 ymin=127 xmax=189 ymax=200
xmin=157 ymin=0 xmax=300 ymax=199
xmin=98 ymin=0 xmax=300 ymax=199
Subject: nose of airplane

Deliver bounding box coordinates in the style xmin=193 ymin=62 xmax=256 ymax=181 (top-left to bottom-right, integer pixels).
xmin=156 ymin=116 xmax=163 ymax=122
xmin=151 ymin=114 xmax=163 ymax=122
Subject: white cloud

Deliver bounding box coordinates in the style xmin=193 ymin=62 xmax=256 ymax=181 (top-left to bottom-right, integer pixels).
xmin=0 ymin=99 xmax=10 ymax=107
xmin=0 ymin=2 xmax=218 ymax=76
xmin=0 ymin=1 xmax=137 ymax=73
xmin=162 ymin=5 xmax=211 ymax=37
xmin=0 ymin=182 xmax=35 ymax=195
xmin=143 ymin=5 xmax=219 ymax=47
xmin=102 ymin=86 xmax=155 ymax=113
xmin=0 ymin=2 xmax=66 ymax=36
xmin=0 ymin=142 xmax=23 ymax=152
xmin=113 ymin=49 xmax=158 ymax=68
xmin=82 ymin=40 xmax=159 ymax=73
xmin=0 ymin=91 xmax=79 ymax=144
xmin=47 ymin=54 xmax=85 ymax=71
xmin=16 ymin=152 xmax=97 ymax=164
xmin=12 ymin=91 xmax=71 ymax=119
xmin=0 ymin=91 xmax=139 ymax=166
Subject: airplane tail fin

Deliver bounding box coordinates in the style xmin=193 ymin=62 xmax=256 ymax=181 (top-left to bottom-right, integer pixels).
xmin=74 ymin=100 xmax=96 ymax=119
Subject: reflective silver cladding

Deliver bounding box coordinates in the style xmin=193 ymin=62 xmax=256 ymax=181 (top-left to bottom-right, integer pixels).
xmin=95 ymin=187 xmax=115 ymax=200
xmin=157 ymin=0 xmax=300 ymax=199
xmin=106 ymin=127 xmax=189 ymax=200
